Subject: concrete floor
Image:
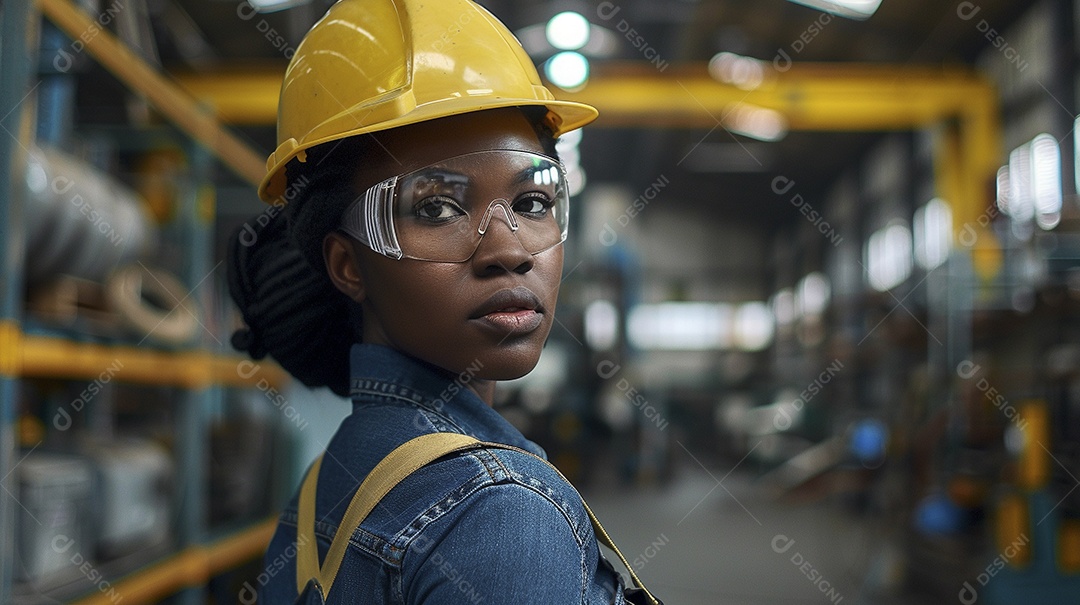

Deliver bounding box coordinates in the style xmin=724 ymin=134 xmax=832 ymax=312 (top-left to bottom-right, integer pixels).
xmin=581 ymin=456 xmax=925 ymax=605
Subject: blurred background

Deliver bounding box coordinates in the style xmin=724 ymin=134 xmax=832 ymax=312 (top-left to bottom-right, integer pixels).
xmin=1 ymin=0 xmax=1078 ymax=603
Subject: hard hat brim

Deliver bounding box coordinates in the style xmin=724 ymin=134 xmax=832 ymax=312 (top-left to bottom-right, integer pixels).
xmin=258 ymin=98 xmax=598 ymax=204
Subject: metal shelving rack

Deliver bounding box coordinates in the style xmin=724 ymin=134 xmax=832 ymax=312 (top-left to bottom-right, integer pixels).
xmin=0 ymin=0 xmax=287 ymax=602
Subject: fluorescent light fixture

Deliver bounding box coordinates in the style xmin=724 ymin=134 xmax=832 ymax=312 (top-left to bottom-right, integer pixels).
xmin=584 ymin=299 xmax=619 ymax=351
xmin=796 ymin=272 xmax=830 ymax=317
xmin=723 ymin=103 xmax=787 ymax=142
xmin=995 ymin=165 xmax=1010 ymax=215
xmin=1008 ymin=143 xmax=1033 ymax=223
xmin=997 ymin=134 xmax=1063 ymax=237
xmin=733 ymin=302 xmax=774 ymax=351
xmin=1030 ymin=133 xmax=1061 ymax=231
xmin=771 ymin=289 xmax=796 ymax=326
xmin=627 ymin=302 xmax=733 ymax=350
xmin=708 ymin=52 xmax=766 ymax=91
xmin=545 ymin=51 xmax=589 ymax=91
xmin=546 ymin=11 xmax=591 ymax=51
xmin=786 ymin=0 xmax=883 ymax=19
xmin=913 ymin=198 xmax=952 ymax=270
xmin=865 ymin=222 xmax=912 ymax=292
xmin=247 ymin=0 xmax=309 ymax=13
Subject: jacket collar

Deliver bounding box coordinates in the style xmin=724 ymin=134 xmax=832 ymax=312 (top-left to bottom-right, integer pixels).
xmin=349 ymin=343 xmax=545 ymax=457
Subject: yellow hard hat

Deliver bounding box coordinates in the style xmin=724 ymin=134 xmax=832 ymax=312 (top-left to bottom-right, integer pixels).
xmin=259 ymin=0 xmax=599 ymax=203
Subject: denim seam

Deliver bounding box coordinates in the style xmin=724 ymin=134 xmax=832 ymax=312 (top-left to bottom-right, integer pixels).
xmin=393 ymin=466 xmax=496 ymax=551
xmin=470 ymin=479 xmax=590 ymax=604
xmin=354 ymin=397 xmax=468 ymax=434
xmin=492 ymin=451 xmax=589 ymax=543
xmin=413 ymin=407 xmax=462 ymax=434
xmin=404 ymin=477 xmax=590 ymax=604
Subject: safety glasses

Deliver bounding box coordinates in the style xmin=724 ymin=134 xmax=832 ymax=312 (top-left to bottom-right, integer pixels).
xmin=340 ymin=150 xmax=569 ymax=262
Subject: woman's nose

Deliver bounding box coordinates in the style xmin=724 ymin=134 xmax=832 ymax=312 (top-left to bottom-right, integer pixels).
xmin=470 ymin=203 xmax=533 ymax=275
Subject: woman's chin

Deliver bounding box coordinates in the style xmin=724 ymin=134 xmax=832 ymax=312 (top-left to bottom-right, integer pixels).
xmin=471 ymin=348 xmax=544 ymax=382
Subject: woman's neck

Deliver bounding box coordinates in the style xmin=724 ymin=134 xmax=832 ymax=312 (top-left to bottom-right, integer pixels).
xmin=468 ymin=379 xmax=496 ymax=406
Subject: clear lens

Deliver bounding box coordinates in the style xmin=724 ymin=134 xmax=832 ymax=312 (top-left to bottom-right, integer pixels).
xmin=341 ymin=150 xmax=569 ymax=262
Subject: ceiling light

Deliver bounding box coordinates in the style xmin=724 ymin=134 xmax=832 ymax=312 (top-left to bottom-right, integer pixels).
xmin=786 ymin=0 xmax=883 ymax=20
xmin=866 ymin=222 xmax=912 ymax=292
xmin=1008 ymin=142 xmax=1033 ymax=223
xmin=796 ymin=273 xmax=830 ymax=317
xmin=995 ymin=165 xmax=1010 ymax=215
xmin=771 ymin=289 xmax=796 ymax=326
xmin=708 ymin=52 xmax=766 ymax=91
xmin=546 ymin=11 xmax=591 ymax=51
xmin=627 ymin=303 xmax=733 ymax=350
xmin=584 ymin=299 xmax=619 ymax=351
xmin=723 ymin=103 xmax=787 ymax=142
xmin=545 ymin=51 xmax=590 ymax=91
xmin=733 ymin=302 xmax=774 ymax=351
xmin=914 ymin=198 xmax=952 ymax=270
xmin=1030 ymin=133 xmax=1061 ymax=231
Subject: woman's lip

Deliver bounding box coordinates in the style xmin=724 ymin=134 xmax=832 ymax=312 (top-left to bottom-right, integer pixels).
xmin=473 ymin=309 xmax=543 ymax=334
xmin=470 ymin=286 xmax=544 ymax=319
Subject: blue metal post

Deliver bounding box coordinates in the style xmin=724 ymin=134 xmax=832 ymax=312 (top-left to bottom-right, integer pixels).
xmin=0 ymin=0 xmax=35 ymax=600
xmin=175 ymin=141 xmax=216 ymax=605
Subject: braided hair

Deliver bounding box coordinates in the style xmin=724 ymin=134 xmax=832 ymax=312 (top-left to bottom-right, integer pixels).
xmin=227 ymin=110 xmax=559 ymax=397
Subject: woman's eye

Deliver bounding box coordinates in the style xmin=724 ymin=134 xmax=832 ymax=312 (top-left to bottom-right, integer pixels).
xmin=414 ymin=197 xmax=465 ymax=221
xmin=514 ymin=195 xmax=553 ymax=217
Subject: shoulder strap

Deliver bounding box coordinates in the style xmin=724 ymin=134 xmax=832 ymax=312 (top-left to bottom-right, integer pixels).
xmin=296 ymin=454 xmax=324 ymax=594
xmin=295 ymin=432 xmax=659 ymax=605
xmin=296 ymin=432 xmax=479 ymax=598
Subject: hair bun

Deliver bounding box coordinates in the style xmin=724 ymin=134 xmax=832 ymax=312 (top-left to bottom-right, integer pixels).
xmin=229 ymin=327 xmax=264 ymax=358
xmin=226 ymin=210 xmax=353 ymax=396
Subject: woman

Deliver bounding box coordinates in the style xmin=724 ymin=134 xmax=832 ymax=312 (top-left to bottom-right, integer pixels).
xmin=228 ymin=0 xmax=656 ymax=602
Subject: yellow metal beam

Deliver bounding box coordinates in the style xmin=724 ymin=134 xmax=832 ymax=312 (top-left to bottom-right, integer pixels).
xmin=174 ymin=67 xmax=283 ymax=128
xmin=173 ymin=63 xmax=996 ymax=131
xmin=70 ymin=518 xmax=276 ymax=605
xmin=564 ymin=64 xmax=994 ymax=131
xmin=0 ymin=320 xmax=20 ymax=378
xmin=20 ymin=334 xmax=289 ymax=390
xmin=37 ymin=0 xmax=266 ymax=186
xmin=173 ymin=61 xmax=1002 ymax=242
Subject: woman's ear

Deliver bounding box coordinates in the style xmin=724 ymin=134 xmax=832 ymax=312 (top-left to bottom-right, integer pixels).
xmin=323 ymin=231 xmax=367 ymax=303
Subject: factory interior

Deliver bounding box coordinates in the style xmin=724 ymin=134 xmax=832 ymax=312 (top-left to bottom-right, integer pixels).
xmin=3 ymin=0 xmax=1080 ymax=603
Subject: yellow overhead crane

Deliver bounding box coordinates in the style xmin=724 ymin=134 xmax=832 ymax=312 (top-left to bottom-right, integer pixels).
xmin=167 ymin=63 xmax=1002 ymax=253
xmin=39 ymin=0 xmax=1002 ymax=247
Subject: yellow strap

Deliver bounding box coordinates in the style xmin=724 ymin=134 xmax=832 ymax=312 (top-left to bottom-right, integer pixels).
xmin=578 ymin=497 xmax=659 ymax=605
xmin=295 ymin=433 xmax=478 ymax=599
xmin=296 ymin=454 xmax=324 ymax=594
xmin=294 ymin=433 xmax=659 ymax=605
xmin=320 ymin=432 xmax=478 ymax=595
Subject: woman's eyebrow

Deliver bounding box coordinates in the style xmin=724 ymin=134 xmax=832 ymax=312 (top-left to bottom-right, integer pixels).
xmin=413 ymin=169 xmax=469 ymax=187
xmin=513 ymin=166 xmax=550 ymax=186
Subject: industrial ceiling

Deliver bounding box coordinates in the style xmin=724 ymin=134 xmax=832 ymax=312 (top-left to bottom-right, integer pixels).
xmin=69 ymin=0 xmax=1030 ymax=229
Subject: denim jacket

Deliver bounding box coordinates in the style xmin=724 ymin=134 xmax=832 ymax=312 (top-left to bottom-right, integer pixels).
xmin=257 ymin=343 xmax=627 ymax=604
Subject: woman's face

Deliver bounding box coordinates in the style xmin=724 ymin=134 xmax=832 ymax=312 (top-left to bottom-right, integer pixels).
xmin=328 ymin=109 xmax=564 ymax=381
